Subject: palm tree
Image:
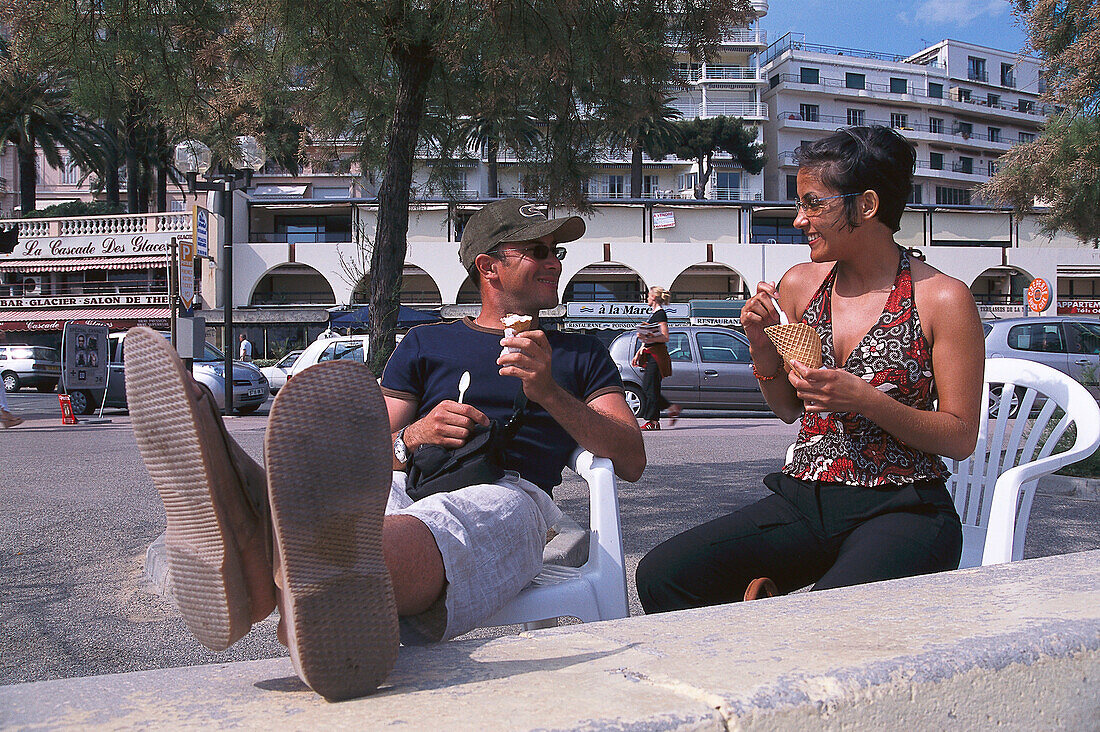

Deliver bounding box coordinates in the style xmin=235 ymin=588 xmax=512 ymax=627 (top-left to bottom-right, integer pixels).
xmin=458 ymin=108 xmax=541 ymax=199
xmin=600 ymin=91 xmax=684 ymax=199
xmin=0 ymin=42 xmax=109 ymax=214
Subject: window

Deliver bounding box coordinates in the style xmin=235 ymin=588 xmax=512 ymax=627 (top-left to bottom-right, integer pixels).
xmin=1008 ymin=323 xmax=1065 ymax=353
xmin=603 ymin=175 xmax=625 ymax=198
xmin=714 ymin=171 xmax=741 ymax=200
xmin=957 ymin=88 xmax=971 ymax=102
xmin=986 ymin=93 xmax=1000 ymax=108
xmin=928 ymin=82 xmax=943 ymax=99
xmin=273 ymin=215 xmax=353 ymax=244
xmin=642 ymin=175 xmax=659 ymax=197
xmin=890 ymin=77 xmax=908 ymax=94
xmin=908 ymin=184 xmax=922 ymax=204
xmin=929 ymin=152 xmax=944 ymax=170
xmin=800 ymin=67 xmax=819 ymax=84
xmin=1001 ymin=62 xmax=1016 ymax=87
xmin=564 ymin=281 xmax=640 ymax=302
xmin=989 ymin=160 xmax=999 ymax=176
xmin=957 ymin=156 xmax=974 ymax=174
xmin=752 ymin=216 xmax=805 ymax=244
xmin=845 ymin=72 xmax=865 ymax=90
xmin=968 ymin=56 xmax=987 ymax=82
xmin=1019 ymin=132 xmax=1036 ymax=143
xmin=988 ymin=127 xmax=1001 ymax=143
xmin=799 ymin=103 xmax=819 ymax=122
xmin=1018 ymin=99 xmax=1034 ymax=113
xmin=1067 ymin=322 xmax=1100 ymax=356
xmin=169 ymin=199 xmax=187 ymax=212
xmin=769 ymin=74 xmax=780 ymax=88
xmin=60 ymin=156 xmax=80 ymax=185
xmin=697 ymin=332 xmax=750 ymax=363
xmin=890 ymin=113 xmax=909 ymax=129
xmin=677 ymin=172 xmax=696 ymax=192
xmin=936 ymin=186 xmax=972 ymax=205
xmin=929 ymin=117 xmax=944 ymax=134
xmin=957 ymin=121 xmax=973 ymax=138
xmin=667 ymin=333 xmax=693 ymax=362
xmin=318 ymin=340 xmax=366 ymax=364
xmin=785 ymin=175 xmax=798 ymax=201
xmin=846 ymin=108 xmax=865 ymax=126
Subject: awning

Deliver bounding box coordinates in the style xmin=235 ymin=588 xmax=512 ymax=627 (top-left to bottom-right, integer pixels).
xmin=253 ymin=184 xmax=309 ymax=197
xmin=0 ymin=306 xmax=170 ymax=331
xmin=0 ymin=255 xmax=168 ymax=273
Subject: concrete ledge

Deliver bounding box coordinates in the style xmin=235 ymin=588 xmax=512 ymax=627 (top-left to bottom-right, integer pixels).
xmin=8 ymin=550 xmax=1098 ymax=730
xmin=1039 ymin=474 xmax=1100 ymax=501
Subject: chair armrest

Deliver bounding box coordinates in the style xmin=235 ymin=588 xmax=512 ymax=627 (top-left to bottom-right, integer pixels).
xmin=568 ymin=448 xmax=625 ymax=572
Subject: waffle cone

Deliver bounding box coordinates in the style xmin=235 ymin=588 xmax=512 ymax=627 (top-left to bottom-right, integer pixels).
xmin=764 ymin=323 xmax=823 ymax=369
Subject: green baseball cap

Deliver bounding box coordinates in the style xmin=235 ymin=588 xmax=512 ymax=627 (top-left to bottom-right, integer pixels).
xmin=459 ymin=198 xmax=585 ymax=270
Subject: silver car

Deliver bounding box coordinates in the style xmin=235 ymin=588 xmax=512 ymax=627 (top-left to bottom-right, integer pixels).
xmin=608 ymin=325 xmax=769 ymax=415
xmin=0 ymin=345 xmax=61 ymax=393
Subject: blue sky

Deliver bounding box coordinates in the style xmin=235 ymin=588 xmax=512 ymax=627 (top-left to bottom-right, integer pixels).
xmin=760 ymin=0 xmax=1032 ymax=58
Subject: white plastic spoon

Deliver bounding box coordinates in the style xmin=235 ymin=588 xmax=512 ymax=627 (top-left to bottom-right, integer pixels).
xmin=457 ymin=371 xmax=471 ymax=404
xmin=770 ymin=294 xmax=789 ymax=325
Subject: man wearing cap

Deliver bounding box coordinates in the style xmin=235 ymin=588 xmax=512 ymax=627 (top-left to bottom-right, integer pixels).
xmin=378 ymin=197 xmax=645 ymax=642
xmin=123 ymin=198 xmax=644 ymax=702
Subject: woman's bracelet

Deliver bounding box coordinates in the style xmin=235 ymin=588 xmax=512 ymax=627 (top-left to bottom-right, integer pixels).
xmin=752 ymin=360 xmax=783 ymax=381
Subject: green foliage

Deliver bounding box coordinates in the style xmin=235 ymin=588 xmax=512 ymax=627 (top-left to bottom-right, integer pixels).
xmin=22 ymin=201 xmax=126 ymax=219
xmin=984 ymin=0 xmax=1100 ymax=245
xmin=657 ymin=116 xmax=766 ymax=198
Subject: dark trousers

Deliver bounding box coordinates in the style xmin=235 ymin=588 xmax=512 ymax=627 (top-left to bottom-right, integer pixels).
xmin=640 ymin=359 xmax=668 ymax=421
xmin=636 ymin=472 xmax=962 ymax=613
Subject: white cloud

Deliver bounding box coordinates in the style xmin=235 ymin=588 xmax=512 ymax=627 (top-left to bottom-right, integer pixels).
xmin=899 ymin=0 xmax=1008 ymax=26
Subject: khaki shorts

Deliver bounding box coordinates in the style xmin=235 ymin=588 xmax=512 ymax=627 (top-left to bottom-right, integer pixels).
xmin=388 ymin=470 xmax=563 ymax=644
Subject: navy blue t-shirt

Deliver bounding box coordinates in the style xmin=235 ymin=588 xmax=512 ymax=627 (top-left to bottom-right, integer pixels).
xmin=380 ymin=318 xmax=624 ymax=494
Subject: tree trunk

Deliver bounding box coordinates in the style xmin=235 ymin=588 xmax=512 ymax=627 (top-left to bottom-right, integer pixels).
xmin=16 ymin=142 xmax=37 ymax=215
xmin=630 ymin=143 xmax=643 ymax=199
xmin=105 ymin=122 xmax=120 ymax=207
xmin=694 ymin=153 xmax=709 ymax=199
xmin=487 ymin=136 xmax=499 ymax=198
xmin=156 ymin=162 xmax=168 ymax=212
xmin=368 ymin=43 xmax=436 ymax=374
xmin=125 ymin=125 xmax=139 ymax=214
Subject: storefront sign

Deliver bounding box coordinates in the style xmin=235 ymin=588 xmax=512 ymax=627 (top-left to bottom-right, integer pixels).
xmin=1027 ymin=278 xmax=1051 ymax=312
xmin=977 ymin=303 xmax=1027 ymax=318
xmin=690 ymin=317 xmax=741 ymax=326
xmin=193 ymin=206 xmax=210 ymax=257
xmin=0 ymin=294 xmax=169 ymax=308
xmin=652 ymin=211 xmax=676 ymax=229
xmin=3 ymin=234 xmax=171 ymax=260
xmin=1058 ymin=300 xmax=1100 ymax=316
xmin=178 ymin=237 xmax=195 ymax=310
xmin=565 ymin=302 xmax=689 ymax=320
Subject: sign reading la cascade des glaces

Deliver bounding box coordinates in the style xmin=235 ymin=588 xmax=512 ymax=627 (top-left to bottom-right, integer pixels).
xmin=1 ymin=229 xmax=174 ymax=308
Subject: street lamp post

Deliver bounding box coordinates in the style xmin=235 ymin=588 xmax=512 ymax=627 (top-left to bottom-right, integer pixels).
xmin=174 ymin=137 xmax=265 ymax=414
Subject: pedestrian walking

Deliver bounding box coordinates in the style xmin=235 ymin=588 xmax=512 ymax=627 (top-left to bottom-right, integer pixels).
xmin=238 ymin=333 xmax=253 ymax=362
xmin=631 ymin=286 xmax=681 ymax=430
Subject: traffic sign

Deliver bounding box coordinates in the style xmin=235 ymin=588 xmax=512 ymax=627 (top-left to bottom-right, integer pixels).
xmin=178 ymin=238 xmax=195 ymax=310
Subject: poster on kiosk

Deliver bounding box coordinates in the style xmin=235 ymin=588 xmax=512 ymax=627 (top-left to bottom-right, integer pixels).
xmin=62 ymin=323 xmax=109 ymax=392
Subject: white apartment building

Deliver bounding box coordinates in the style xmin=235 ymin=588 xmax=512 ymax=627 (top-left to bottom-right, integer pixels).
xmin=761 ymin=34 xmax=1051 ymax=207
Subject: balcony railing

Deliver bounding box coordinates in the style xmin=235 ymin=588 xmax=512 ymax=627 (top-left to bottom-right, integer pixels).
xmin=1002 ymin=75 xmax=1017 ymax=88
xmin=764 ymin=32 xmax=908 ymax=66
xmin=250 ymin=231 xmax=353 ymax=244
xmin=711 ymin=188 xmax=763 ymax=201
xmin=698 ymin=101 xmax=768 ymax=118
xmin=722 ymin=29 xmax=766 ymax=45
xmin=968 ymin=70 xmax=989 ymax=83
xmin=1 ymin=280 xmax=167 ymax=298
xmin=780 ymin=112 xmax=1017 ymax=147
xmin=4 ymin=212 xmax=192 ymax=239
xmin=250 ymin=291 xmax=337 ymax=306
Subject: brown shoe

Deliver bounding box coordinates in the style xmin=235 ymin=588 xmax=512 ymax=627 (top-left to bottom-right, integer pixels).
xmin=743 ymin=577 xmax=779 ymax=601
xmin=265 ymin=360 xmax=398 ymax=701
xmin=1 ymin=409 xmax=23 ymax=428
xmin=125 ymin=327 xmax=275 ymax=651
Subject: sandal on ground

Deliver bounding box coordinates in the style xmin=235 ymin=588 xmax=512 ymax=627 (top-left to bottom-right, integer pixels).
xmin=743 ymin=577 xmax=779 ymax=601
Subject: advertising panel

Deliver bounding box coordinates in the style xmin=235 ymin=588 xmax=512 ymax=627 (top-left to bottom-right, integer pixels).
xmin=62 ymin=322 xmax=109 ymax=390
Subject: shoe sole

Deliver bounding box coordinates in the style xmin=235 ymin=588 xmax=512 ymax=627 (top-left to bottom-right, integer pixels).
xmin=124 ymin=327 xmax=250 ymax=650
xmin=265 ymin=361 xmax=398 ymax=701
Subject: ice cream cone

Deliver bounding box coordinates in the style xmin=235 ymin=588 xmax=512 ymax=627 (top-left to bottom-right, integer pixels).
xmin=764 ymin=322 xmax=823 ymax=369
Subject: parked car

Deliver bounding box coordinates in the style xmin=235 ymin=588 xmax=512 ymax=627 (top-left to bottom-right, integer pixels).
xmin=984 ymin=315 xmax=1100 ymax=417
xmin=0 ymin=345 xmax=61 ymax=393
xmin=62 ymin=331 xmax=268 ymax=416
xmin=260 ymin=350 xmax=303 ymax=395
xmin=608 ymin=325 xmax=769 ymax=415
xmin=288 ymin=335 xmax=372 ymax=380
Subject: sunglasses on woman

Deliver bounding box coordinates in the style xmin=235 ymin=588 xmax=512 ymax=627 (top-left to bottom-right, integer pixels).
xmin=492 ymin=243 xmax=567 ymax=261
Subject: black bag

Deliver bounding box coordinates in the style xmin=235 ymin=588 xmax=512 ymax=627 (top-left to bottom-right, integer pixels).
xmin=404 ymin=392 xmax=527 ymax=502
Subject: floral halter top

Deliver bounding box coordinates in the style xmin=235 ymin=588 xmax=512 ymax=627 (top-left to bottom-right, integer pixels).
xmin=783 ymin=252 xmax=949 ymax=486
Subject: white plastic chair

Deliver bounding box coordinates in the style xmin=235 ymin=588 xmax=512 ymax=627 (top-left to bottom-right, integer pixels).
xmin=781 ymin=358 xmax=1100 ymax=569
xmin=947 ymin=357 xmax=1100 ymax=568
xmin=482 ymin=448 xmax=628 ymax=629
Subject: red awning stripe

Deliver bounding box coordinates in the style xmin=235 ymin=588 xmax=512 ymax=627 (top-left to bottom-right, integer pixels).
xmin=0 ymin=255 xmax=168 ymax=273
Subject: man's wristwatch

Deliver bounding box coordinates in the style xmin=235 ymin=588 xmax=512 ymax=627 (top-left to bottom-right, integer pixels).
xmin=393 ymin=426 xmax=409 ymax=464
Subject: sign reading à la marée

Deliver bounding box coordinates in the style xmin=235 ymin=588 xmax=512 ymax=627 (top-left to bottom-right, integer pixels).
xmin=565 ymin=302 xmax=690 ymax=320
xmin=3 ymin=234 xmax=170 ymax=260
xmin=0 ymin=294 xmax=169 ymax=309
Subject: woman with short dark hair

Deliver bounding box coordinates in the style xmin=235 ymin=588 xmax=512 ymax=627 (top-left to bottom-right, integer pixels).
xmin=637 ymin=126 xmax=984 ymax=609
